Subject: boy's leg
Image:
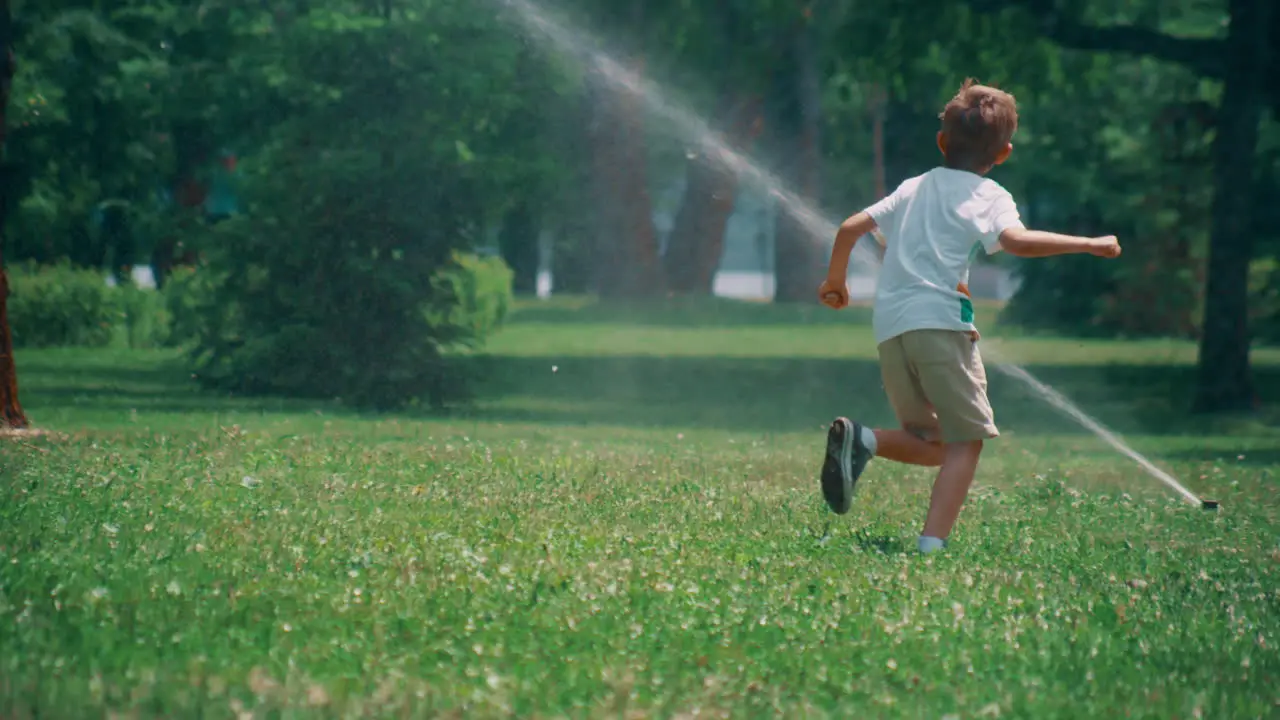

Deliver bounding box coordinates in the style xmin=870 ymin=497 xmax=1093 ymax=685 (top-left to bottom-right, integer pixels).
xmin=820 ymin=423 xmax=943 ymax=515
xmin=876 ymin=336 xmax=947 ymax=467
xmin=921 ymin=440 xmax=983 ymax=539
xmin=902 ymin=331 xmax=998 ymax=550
xmin=874 ymin=429 xmax=944 ymax=467
xmin=820 ymin=336 xmax=944 ymax=514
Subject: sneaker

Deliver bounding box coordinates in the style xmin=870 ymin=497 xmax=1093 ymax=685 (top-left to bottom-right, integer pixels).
xmin=821 ymin=417 xmax=872 ymax=514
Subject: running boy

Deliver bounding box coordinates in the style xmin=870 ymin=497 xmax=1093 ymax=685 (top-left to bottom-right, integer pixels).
xmin=816 ymin=79 xmax=1121 ymax=554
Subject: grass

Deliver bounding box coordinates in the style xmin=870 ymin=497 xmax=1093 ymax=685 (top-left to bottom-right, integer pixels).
xmin=2 ymin=297 xmax=1278 ymax=718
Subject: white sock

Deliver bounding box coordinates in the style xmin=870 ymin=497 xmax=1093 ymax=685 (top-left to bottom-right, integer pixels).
xmin=860 ymin=426 xmax=878 ymax=456
xmin=918 ymin=536 xmax=946 ymax=554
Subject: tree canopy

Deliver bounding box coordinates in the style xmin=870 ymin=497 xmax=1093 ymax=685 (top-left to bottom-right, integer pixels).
xmin=0 ymin=0 xmax=1276 ymax=419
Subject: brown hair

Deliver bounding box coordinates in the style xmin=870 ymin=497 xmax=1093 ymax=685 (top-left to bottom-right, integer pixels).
xmin=939 ymin=79 xmax=1018 ymax=171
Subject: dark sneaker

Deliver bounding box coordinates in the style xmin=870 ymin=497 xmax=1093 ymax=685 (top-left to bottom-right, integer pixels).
xmin=821 ymin=417 xmax=872 ymax=514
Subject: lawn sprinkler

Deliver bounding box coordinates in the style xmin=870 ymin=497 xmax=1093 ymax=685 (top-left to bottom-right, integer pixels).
xmin=1200 ymin=499 xmax=1220 ymax=511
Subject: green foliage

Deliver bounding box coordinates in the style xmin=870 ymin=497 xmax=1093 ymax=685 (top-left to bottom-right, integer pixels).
xmin=999 ymin=256 xmax=1118 ymax=337
xmin=6 ymin=261 xmax=119 ymax=348
xmin=428 ymin=252 xmax=515 ymax=348
xmin=7 ymin=3 xmax=173 ymax=268
xmin=113 ymin=283 xmax=171 ymax=349
xmin=160 ymin=265 xmax=219 ymax=349
xmin=4 ymin=0 xmax=1267 ymax=350
xmin=5 ymin=261 xmax=181 ymax=349
xmin=1244 ymin=258 xmax=1280 ymax=346
xmin=174 ymin=0 xmax=525 ymax=410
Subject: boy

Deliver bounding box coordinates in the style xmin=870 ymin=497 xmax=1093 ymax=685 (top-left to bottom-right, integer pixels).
xmin=816 ymin=79 xmax=1121 ymax=555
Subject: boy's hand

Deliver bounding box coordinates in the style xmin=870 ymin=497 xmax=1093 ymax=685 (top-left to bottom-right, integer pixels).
xmin=1089 ymin=236 xmax=1122 ymax=258
xmin=818 ymin=277 xmax=849 ymax=309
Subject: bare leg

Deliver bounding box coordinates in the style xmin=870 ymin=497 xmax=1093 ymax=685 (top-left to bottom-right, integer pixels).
xmin=873 ymin=428 xmax=944 ymax=467
xmin=921 ymin=440 xmax=984 ymax=539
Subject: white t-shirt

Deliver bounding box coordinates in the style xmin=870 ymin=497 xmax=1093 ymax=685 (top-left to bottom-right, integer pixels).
xmin=864 ymin=167 xmax=1024 ymax=345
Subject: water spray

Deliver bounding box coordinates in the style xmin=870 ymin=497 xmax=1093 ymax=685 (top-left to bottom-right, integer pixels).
xmin=993 ymin=364 xmax=1215 ymax=510
xmin=502 ymin=0 xmax=1217 ymax=511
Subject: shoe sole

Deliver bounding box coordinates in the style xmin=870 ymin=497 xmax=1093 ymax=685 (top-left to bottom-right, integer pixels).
xmin=822 ymin=417 xmax=855 ymax=514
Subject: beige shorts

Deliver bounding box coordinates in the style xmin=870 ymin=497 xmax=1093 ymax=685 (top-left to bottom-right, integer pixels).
xmin=878 ymin=330 xmax=998 ymax=444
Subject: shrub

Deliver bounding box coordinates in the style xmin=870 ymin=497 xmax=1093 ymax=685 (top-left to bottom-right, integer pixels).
xmin=115 ymin=284 xmax=173 ymax=349
xmin=176 ymin=1 xmax=528 ymax=410
xmin=428 ymin=251 xmax=514 ymax=348
xmin=162 ymin=265 xmax=223 ymax=349
xmin=6 ymin=261 xmax=118 ymax=348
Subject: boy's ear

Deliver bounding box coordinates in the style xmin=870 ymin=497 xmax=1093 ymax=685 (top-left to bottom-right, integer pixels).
xmin=936 ymin=131 xmax=947 ymax=156
xmin=994 ymin=143 xmax=1013 ymax=166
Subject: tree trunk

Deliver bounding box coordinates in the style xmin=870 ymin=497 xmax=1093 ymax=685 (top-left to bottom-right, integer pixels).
xmin=584 ymin=1 xmax=661 ymax=299
xmin=772 ymin=4 xmax=824 ymax=303
xmin=0 ymin=0 xmax=27 ymax=430
xmin=0 ymin=246 xmax=23 ymax=430
xmin=550 ymin=215 xmax=592 ymax=294
xmin=548 ymin=93 xmax=594 ymax=295
xmin=869 ymin=84 xmax=887 ymax=200
xmin=585 ymin=70 xmax=661 ymax=298
xmin=663 ymin=95 xmax=763 ymax=294
xmin=1192 ymin=0 xmax=1269 ymax=413
xmin=153 ymin=121 xmax=210 ymax=289
xmin=499 ymin=199 xmax=541 ymax=295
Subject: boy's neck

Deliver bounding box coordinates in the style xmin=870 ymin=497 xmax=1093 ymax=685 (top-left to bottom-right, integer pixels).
xmin=941 ymin=161 xmax=992 ymax=176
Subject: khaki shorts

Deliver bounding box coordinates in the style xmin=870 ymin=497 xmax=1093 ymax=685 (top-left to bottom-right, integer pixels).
xmin=878 ymin=330 xmax=998 ymax=444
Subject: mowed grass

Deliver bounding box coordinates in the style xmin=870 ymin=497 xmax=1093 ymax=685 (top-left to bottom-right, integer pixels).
xmin=2 ymin=297 xmax=1278 ymax=718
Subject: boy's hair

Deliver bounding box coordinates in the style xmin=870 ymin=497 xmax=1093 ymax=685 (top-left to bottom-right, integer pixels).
xmin=939 ymin=79 xmax=1018 ymax=171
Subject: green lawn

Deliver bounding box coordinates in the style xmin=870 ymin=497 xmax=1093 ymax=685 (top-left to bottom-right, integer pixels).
xmin=2 ymin=297 xmax=1277 ymax=718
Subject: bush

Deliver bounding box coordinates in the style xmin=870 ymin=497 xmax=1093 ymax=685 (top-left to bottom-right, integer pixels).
xmin=1246 ymin=259 xmax=1280 ymax=346
xmin=3 ymin=261 xmax=198 ymax=349
xmin=176 ymin=1 xmax=528 ymax=410
xmin=428 ymin=252 xmax=514 ymax=348
xmin=115 ymin=284 xmax=174 ymax=349
xmin=6 ymin=261 xmax=118 ymax=348
xmin=162 ymin=265 xmax=223 ymax=349
xmin=181 ymin=139 xmax=519 ymax=408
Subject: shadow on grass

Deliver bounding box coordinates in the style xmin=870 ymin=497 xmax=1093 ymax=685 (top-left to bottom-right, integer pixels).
xmin=15 ymin=350 xmax=353 ymax=420
xmin=464 ymin=354 xmax=1280 ymax=437
xmin=849 ymin=532 xmax=910 ymax=555
xmin=1161 ymin=448 xmax=1280 ymax=467
xmin=509 ymin=297 xmax=878 ymax=328
xmin=17 ymin=347 xmax=1280 ymax=440
xmin=507 ymin=296 xmax=1019 ymax=332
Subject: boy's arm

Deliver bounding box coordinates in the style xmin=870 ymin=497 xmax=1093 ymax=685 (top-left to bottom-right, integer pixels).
xmin=827 ymin=212 xmax=878 ymax=280
xmin=819 ymin=212 xmax=878 ymax=308
xmin=998 ymin=228 xmax=1121 ymax=258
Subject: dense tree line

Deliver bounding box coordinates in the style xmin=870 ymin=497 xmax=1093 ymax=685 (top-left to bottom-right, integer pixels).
xmin=0 ymin=0 xmax=1275 ymax=425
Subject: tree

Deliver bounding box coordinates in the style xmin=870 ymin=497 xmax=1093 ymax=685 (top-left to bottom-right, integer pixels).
xmin=661 ymin=0 xmax=765 ymax=295
xmin=1192 ymin=0 xmax=1269 ymax=412
xmin=970 ymin=0 xmax=1273 ymax=411
xmin=498 ymin=199 xmax=541 ymax=295
xmin=771 ymin=2 xmax=825 ymax=303
xmin=661 ymin=93 xmax=762 ymax=294
xmin=495 ymin=43 xmax=566 ymax=296
xmin=3 ymin=2 xmax=171 ymax=276
xmin=0 ymin=0 xmax=27 ymax=430
xmin=581 ymin=0 xmax=662 ymax=298
xmin=185 ymin=0 xmax=526 ymax=409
